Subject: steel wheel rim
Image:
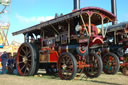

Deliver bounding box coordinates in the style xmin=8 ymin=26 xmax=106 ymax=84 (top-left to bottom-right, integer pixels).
xmin=58 ymin=54 xmax=74 ymax=79
xmin=87 ymin=54 xmax=100 ymax=75
xmin=17 ymin=44 xmax=32 ymax=75
xmin=103 ymin=55 xmax=117 ymax=73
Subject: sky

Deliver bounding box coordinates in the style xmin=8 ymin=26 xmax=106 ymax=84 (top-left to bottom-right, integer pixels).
xmin=1 ymin=0 xmax=128 ymax=44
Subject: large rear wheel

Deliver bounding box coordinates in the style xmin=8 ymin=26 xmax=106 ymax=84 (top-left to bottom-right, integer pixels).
xmin=84 ymin=52 xmax=103 ymax=78
xmin=16 ymin=43 xmax=39 ymax=76
xmin=102 ymin=52 xmax=120 ymax=74
xmin=57 ymin=52 xmax=77 ymax=80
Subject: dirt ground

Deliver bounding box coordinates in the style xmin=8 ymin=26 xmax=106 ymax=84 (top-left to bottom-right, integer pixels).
xmin=0 ymin=72 xmax=127 ymax=85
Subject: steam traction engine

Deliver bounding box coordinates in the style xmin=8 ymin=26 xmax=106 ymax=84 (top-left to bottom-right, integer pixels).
xmin=100 ymin=0 xmax=128 ymax=76
xmin=12 ymin=1 xmax=116 ymax=80
xmin=105 ymin=22 xmax=128 ymax=76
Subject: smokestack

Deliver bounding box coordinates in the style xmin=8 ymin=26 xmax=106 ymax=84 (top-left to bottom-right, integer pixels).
xmin=74 ymin=0 xmax=80 ymax=10
xmin=111 ymin=0 xmax=117 ymax=25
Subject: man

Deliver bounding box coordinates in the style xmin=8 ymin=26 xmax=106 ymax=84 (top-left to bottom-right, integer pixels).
xmin=1 ymin=51 xmax=8 ymax=74
xmin=8 ymin=56 xmax=14 ymax=74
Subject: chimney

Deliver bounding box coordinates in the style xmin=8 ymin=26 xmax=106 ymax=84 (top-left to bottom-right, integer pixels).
xmin=74 ymin=0 xmax=80 ymax=10
xmin=111 ymin=0 xmax=117 ymax=25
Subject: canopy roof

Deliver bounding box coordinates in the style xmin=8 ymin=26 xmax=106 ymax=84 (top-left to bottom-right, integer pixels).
xmin=107 ymin=21 xmax=128 ymax=32
xmin=12 ymin=7 xmax=116 ymax=36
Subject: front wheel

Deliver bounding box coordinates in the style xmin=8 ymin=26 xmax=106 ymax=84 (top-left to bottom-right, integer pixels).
xmin=84 ymin=52 xmax=103 ymax=78
xmin=102 ymin=52 xmax=120 ymax=74
xmin=16 ymin=43 xmax=39 ymax=76
xmin=57 ymin=52 xmax=77 ymax=80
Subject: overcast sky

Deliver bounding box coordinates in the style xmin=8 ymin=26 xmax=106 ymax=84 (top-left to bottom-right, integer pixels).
xmin=0 ymin=0 xmax=128 ymax=44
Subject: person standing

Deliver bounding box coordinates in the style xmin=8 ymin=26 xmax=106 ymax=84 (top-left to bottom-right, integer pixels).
xmin=1 ymin=51 xmax=8 ymax=74
xmin=8 ymin=56 xmax=14 ymax=74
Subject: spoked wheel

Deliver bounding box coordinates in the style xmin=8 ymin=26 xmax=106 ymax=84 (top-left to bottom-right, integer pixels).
xmin=102 ymin=52 xmax=120 ymax=74
xmin=121 ymin=53 xmax=128 ymax=76
xmin=57 ymin=52 xmax=77 ymax=80
xmin=84 ymin=52 xmax=103 ymax=78
xmin=17 ymin=43 xmax=39 ymax=76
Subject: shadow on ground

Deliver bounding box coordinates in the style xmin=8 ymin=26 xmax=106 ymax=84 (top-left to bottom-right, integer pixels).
xmin=88 ymin=80 xmax=123 ymax=85
xmin=36 ymin=73 xmax=124 ymax=85
xmin=36 ymin=73 xmax=60 ymax=80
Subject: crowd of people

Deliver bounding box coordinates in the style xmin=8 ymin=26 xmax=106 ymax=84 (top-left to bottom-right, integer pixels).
xmin=0 ymin=51 xmax=17 ymax=74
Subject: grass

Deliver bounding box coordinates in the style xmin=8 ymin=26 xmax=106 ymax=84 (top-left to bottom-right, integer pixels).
xmin=0 ymin=72 xmax=127 ymax=85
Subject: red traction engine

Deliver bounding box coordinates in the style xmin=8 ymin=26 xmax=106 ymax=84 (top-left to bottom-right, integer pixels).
xmin=12 ymin=7 xmax=116 ymax=80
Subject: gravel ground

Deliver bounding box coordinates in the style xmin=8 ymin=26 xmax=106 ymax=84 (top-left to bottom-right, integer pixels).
xmin=0 ymin=72 xmax=127 ymax=85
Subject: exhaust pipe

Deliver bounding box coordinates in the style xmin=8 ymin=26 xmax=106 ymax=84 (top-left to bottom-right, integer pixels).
xmin=74 ymin=0 xmax=80 ymax=10
xmin=111 ymin=0 xmax=117 ymax=25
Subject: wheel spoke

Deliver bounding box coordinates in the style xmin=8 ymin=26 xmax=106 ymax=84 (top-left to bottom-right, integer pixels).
xmin=21 ymin=47 xmax=26 ymax=55
xmin=18 ymin=61 xmax=24 ymax=64
xmin=66 ymin=58 xmax=71 ymax=65
xmin=19 ymin=53 xmax=24 ymax=57
xmin=62 ymin=57 xmax=67 ymax=64
xmin=24 ymin=67 xmax=27 ymax=75
xmin=27 ymin=63 xmax=31 ymax=67
xmin=28 ymin=60 xmax=32 ymax=62
xmin=21 ymin=64 xmax=26 ymax=71
xmin=66 ymin=68 xmax=73 ymax=73
xmin=27 ymin=54 xmax=31 ymax=58
xmin=24 ymin=64 xmax=30 ymax=75
xmin=25 ymin=46 xmax=29 ymax=53
xmin=27 ymin=51 xmax=31 ymax=56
